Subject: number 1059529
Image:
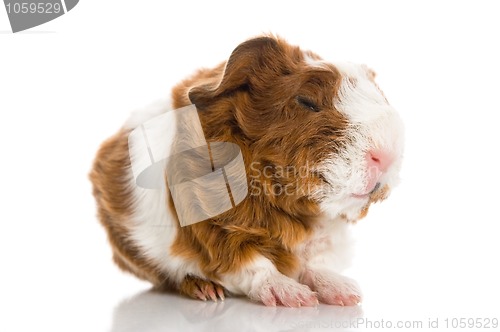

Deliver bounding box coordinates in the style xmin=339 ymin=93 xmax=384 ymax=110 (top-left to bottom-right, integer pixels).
xmin=5 ymin=2 xmax=62 ymax=14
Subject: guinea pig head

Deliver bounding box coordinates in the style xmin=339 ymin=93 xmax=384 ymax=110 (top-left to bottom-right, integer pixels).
xmin=186 ymin=36 xmax=404 ymax=222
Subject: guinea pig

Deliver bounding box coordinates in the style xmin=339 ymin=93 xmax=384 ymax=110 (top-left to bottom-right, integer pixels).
xmin=90 ymin=35 xmax=404 ymax=307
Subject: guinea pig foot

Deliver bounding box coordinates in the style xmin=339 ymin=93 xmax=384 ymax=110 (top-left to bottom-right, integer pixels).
xmin=180 ymin=275 xmax=225 ymax=302
xmin=249 ymin=274 xmax=319 ymax=307
xmin=301 ymin=269 xmax=362 ymax=306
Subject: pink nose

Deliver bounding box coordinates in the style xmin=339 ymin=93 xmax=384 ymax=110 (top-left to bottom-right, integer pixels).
xmin=367 ymin=150 xmax=393 ymax=173
xmin=364 ymin=150 xmax=393 ymax=193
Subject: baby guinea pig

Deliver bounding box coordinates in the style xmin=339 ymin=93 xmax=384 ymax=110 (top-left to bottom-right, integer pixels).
xmin=90 ymin=35 xmax=404 ymax=307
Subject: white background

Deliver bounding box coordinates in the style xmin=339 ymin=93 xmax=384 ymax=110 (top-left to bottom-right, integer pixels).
xmin=1 ymin=1 xmax=499 ymax=331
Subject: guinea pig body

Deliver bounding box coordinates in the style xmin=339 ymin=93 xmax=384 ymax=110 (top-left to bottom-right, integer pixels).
xmin=90 ymin=36 xmax=404 ymax=307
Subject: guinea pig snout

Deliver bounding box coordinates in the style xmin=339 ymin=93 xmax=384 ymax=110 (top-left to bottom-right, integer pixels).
xmin=363 ymin=149 xmax=394 ymax=195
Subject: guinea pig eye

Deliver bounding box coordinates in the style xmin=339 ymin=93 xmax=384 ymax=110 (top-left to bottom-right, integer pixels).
xmin=296 ymin=96 xmax=320 ymax=112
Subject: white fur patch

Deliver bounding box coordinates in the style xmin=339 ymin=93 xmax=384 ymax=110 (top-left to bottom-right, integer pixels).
xmin=221 ymin=256 xmax=318 ymax=307
xmin=123 ymin=99 xmax=173 ymax=129
xmin=220 ymin=256 xmax=276 ymax=295
xmin=313 ymin=62 xmax=405 ymax=220
xmin=295 ymin=216 xmax=354 ymax=273
xmin=303 ymin=52 xmax=331 ymax=70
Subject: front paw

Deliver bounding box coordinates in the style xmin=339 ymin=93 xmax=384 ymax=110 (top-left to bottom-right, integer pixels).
xmin=249 ymin=273 xmax=319 ymax=307
xmin=301 ymin=269 xmax=362 ymax=306
xmin=179 ymin=274 xmax=225 ymax=302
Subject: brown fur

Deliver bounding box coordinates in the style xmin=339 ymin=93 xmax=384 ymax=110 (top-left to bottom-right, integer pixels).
xmin=169 ymin=37 xmax=349 ymax=282
xmin=90 ymin=36 xmax=383 ymax=297
xmin=358 ymin=184 xmax=390 ymax=219
xmin=89 ymin=130 xmax=174 ymax=288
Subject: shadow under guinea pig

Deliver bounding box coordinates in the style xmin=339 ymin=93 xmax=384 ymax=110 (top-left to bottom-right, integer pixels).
xmin=110 ymin=289 xmax=364 ymax=332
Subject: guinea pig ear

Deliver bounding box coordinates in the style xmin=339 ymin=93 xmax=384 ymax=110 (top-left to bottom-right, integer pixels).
xmin=188 ymin=36 xmax=285 ymax=107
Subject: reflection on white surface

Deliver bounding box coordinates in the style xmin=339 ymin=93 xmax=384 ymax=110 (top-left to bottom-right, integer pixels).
xmin=111 ymin=290 xmax=363 ymax=332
